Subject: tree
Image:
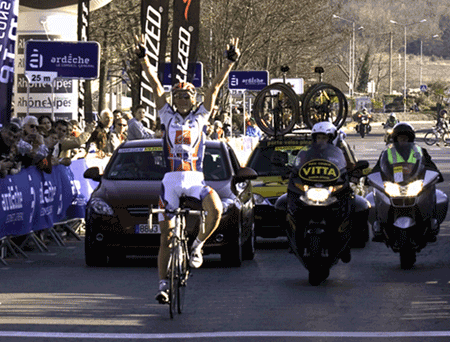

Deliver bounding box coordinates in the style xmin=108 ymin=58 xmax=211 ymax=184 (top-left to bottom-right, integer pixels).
xmin=356 ymin=48 xmax=370 ymax=92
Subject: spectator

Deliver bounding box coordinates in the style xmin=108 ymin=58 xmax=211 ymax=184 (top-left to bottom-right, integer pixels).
xmin=246 ymin=117 xmax=262 ymax=139
xmin=205 ymin=121 xmax=214 ymax=140
xmin=35 ymin=128 xmax=60 ymax=174
xmin=211 ymin=120 xmax=225 ymax=140
xmin=110 ymin=109 xmax=123 ymax=132
xmin=85 ymin=109 xmax=114 ymax=156
xmin=222 ymin=111 xmax=232 ymax=137
xmin=0 ymin=122 xmax=22 ymax=176
xmin=69 ymin=120 xmax=82 ymax=138
xmin=38 ymin=115 xmax=53 ymax=137
xmin=21 ymin=116 xmax=46 ymax=168
xmin=127 ymin=104 xmax=154 ymax=140
xmin=54 ymin=120 xmax=94 ymax=164
xmin=108 ymin=117 xmax=128 ymax=151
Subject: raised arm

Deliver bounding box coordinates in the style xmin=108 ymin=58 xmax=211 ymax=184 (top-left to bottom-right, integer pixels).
xmin=203 ymin=38 xmax=240 ymax=114
xmin=135 ymin=35 xmax=167 ymax=111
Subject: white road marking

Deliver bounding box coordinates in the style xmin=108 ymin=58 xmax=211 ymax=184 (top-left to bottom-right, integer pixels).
xmin=1 ymin=330 xmax=450 ymax=339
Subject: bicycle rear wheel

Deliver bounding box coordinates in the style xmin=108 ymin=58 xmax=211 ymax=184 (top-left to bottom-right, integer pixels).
xmin=424 ymin=131 xmax=438 ymax=145
xmin=177 ymin=240 xmax=189 ymax=314
xmin=169 ymin=242 xmax=179 ymax=319
xmin=253 ymin=82 xmax=299 ymax=136
xmin=301 ymin=83 xmax=348 ymax=129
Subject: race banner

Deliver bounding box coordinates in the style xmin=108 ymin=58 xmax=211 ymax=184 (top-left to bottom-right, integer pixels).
xmin=171 ymin=0 xmax=200 ymax=86
xmin=140 ymin=0 xmax=169 ymax=122
xmin=77 ymin=0 xmax=91 ymax=123
xmin=0 ymin=0 xmax=18 ymax=127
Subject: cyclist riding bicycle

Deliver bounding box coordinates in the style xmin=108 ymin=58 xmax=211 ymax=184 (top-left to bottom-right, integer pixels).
xmin=136 ymin=36 xmax=240 ymax=304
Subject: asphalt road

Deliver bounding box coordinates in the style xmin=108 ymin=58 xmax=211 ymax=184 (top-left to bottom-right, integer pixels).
xmin=1 ymin=123 xmax=450 ymax=341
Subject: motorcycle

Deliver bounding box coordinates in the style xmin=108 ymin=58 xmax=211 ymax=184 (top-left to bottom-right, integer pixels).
xmin=365 ymin=142 xmax=448 ymax=269
xmin=355 ymin=112 xmax=372 ymax=138
xmin=383 ymin=124 xmax=394 ymax=143
xmin=275 ymin=143 xmax=370 ymax=285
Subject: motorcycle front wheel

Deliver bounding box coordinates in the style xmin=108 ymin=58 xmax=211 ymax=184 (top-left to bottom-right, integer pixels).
xmin=424 ymin=131 xmax=438 ymax=145
xmin=400 ymin=249 xmax=416 ymax=270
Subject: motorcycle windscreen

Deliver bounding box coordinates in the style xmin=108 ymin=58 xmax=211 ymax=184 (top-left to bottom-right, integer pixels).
xmin=293 ymin=143 xmax=347 ymax=184
xmin=379 ymin=142 xmax=425 ymax=184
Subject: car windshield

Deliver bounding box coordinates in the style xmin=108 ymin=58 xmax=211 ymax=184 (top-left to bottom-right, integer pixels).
xmin=378 ymin=142 xmax=424 ymax=184
xmin=248 ymin=145 xmax=308 ymax=176
xmin=105 ymin=146 xmax=229 ymax=181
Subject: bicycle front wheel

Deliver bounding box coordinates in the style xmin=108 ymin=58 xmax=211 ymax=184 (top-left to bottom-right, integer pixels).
xmin=169 ymin=242 xmax=179 ymax=319
xmin=177 ymin=240 xmax=189 ymax=314
xmin=424 ymin=131 xmax=438 ymax=145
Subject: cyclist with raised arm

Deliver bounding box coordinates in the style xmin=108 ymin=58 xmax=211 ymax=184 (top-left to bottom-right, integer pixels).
xmin=136 ymin=36 xmax=240 ymax=304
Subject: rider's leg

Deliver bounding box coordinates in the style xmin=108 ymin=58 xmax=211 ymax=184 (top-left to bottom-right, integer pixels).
xmin=158 ymin=219 xmax=174 ymax=280
xmin=190 ymin=189 xmax=223 ymax=268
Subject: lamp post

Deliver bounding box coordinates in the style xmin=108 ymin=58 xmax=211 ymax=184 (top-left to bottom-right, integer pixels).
xmin=332 ymin=15 xmax=363 ymax=97
xmin=420 ymin=34 xmax=439 ymax=87
xmin=390 ymin=19 xmax=426 ymax=113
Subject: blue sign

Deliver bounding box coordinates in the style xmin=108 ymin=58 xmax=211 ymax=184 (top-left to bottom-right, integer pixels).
xmin=420 ymin=84 xmax=427 ymax=92
xmin=229 ymin=71 xmax=269 ymax=91
xmin=162 ymin=62 xmax=203 ymax=87
xmin=25 ymin=40 xmax=100 ymax=82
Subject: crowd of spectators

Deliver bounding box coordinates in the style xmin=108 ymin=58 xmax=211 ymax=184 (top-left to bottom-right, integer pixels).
xmin=0 ymin=105 xmax=162 ymax=178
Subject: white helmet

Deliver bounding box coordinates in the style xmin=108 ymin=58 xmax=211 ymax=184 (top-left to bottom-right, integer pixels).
xmin=312 ymin=121 xmax=337 ymax=141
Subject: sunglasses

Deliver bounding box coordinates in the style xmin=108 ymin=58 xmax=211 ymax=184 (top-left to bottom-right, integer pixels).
xmin=28 ymin=124 xmax=37 ymax=129
xmin=173 ymin=93 xmax=192 ymax=100
xmin=117 ymin=124 xmax=127 ymax=127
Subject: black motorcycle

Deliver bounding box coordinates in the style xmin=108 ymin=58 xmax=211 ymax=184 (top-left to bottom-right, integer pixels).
xmin=366 ymin=143 xmax=449 ymax=269
xmin=355 ymin=112 xmax=372 ymax=138
xmin=275 ymin=143 xmax=370 ymax=285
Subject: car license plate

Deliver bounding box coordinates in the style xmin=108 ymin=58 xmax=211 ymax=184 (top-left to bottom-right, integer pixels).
xmin=135 ymin=224 xmax=161 ymax=234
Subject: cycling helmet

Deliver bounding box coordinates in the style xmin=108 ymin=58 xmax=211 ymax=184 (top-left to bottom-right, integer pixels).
xmin=172 ymin=82 xmax=196 ymax=96
xmin=214 ymin=120 xmax=223 ymax=128
xmin=312 ymin=121 xmax=337 ymax=142
xmin=391 ymin=122 xmax=415 ymax=142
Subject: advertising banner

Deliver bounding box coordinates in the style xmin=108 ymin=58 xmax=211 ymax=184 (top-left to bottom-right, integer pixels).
xmin=140 ymin=0 xmax=169 ymax=122
xmin=15 ymin=34 xmax=76 ymax=120
xmin=0 ymin=0 xmax=18 ymax=126
xmin=171 ymin=0 xmax=200 ymax=86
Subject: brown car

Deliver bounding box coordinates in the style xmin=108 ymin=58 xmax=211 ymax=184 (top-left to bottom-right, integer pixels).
xmin=83 ymin=139 xmax=257 ymax=267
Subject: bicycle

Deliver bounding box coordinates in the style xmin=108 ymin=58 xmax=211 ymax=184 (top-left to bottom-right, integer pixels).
xmin=149 ymin=203 xmax=205 ymax=319
xmin=424 ymin=126 xmax=450 ymax=146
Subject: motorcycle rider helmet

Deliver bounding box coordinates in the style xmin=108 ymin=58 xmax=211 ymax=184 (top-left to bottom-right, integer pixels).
xmin=391 ymin=122 xmax=415 ymax=143
xmin=312 ymin=121 xmax=337 ymax=143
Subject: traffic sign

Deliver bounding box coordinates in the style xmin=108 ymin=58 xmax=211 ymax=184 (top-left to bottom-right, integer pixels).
xmin=420 ymin=84 xmax=427 ymax=92
xmin=229 ymin=71 xmax=269 ymax=91
xmin=270 ymin=78 xmax=304 ymax=94
xmin=162 ymin=62 xmax=203 ymax=88
xmin=25 ymin=40 xmax=100 ymax=83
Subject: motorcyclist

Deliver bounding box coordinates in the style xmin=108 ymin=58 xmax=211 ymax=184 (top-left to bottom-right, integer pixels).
xmin=371 ymin=122 xmax=443 ymax=242
xmin=383 ymin=113 xmax=399 ymax=129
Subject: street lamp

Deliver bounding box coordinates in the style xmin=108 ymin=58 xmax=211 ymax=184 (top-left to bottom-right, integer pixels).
xmin=420 ymin=34 xmax=439 ymax=86
xmin=332 ymin=15 xmax=363 ymax=97
xmin=390 ymin=19 xmax=427 ymax=113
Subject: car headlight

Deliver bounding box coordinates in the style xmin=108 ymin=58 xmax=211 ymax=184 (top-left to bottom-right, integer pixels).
xmin=384 ymin=180 xmax=423 ymax=197
xmin=89 ymin=197 xmax=114 ymax=216
xmin=253 ymin=193 xmax=271 ymax=205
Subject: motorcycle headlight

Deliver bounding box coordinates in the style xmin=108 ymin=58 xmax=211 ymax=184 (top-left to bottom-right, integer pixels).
xmin=306 ymin=188 xmax=330 ymax=202
xmin=405 ymin=180 xmax=423 ymax=196
xmin=384 ymin=180 xmax=424 ymax=197
xmin=89 ymin=197 xmax=114 ymax=216
xmin=253 ymin=193 xmax=271 ymax=206
xmin=384 ymin=182 xmax=401 ymax=197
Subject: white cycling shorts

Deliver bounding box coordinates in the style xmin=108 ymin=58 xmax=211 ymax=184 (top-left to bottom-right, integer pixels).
xmin=158 ymin=171 xmax=212 ymax=222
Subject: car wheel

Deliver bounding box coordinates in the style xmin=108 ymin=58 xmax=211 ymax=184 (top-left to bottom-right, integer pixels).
xmin=221 ymin=218 xmax=243 ymax=267
xmin=242 ymin=218 xmax=256 ymax=260
xmin=85 ymin=229 xmax=108 ymax=267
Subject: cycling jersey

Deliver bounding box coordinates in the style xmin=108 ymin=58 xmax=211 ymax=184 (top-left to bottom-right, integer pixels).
xmin=159 ymin=103 xmax=209 ymax=172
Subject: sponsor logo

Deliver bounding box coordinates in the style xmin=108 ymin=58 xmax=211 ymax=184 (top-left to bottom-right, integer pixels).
xmin=175 ymin=26 xmax=191 ymax=83
xmin=299 ymin=159 xmax=340 ymax=182
xmin=29 ymin=48 xmax=43 ymax=68
xmin=175 ymin=130 xmax=191 ymax=144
